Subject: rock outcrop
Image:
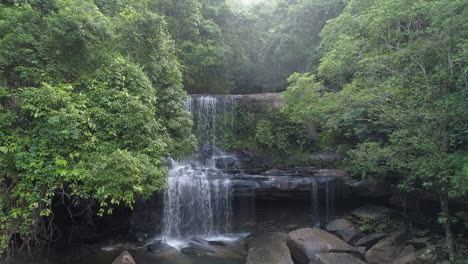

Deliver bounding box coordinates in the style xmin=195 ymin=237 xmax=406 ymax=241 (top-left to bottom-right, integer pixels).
xmin=287 ymin=228 xmax=361 ymax=264
xmin=112 ymin=250 xmax=136 ymax=264
xmin=245 ymin=232 xmax=294 ymax=264
xmin=365 ymin=231 xmax=412 ymax=263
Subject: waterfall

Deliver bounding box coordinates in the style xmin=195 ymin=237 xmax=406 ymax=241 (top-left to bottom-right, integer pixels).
xmin=162 ymin=95 xmax=239 ymax=240
xmin=311 ymin=176 xmax=338 ymax=227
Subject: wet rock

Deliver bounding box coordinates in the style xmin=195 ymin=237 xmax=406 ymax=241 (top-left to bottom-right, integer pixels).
xmin=311 ymin=253 xmax=367 ymax=264
xmin=388 ymin=193 xmax=420 ymax=210
xmin=112 ymin=250 xmax=136 ymax=264
xmin=355 ymin=233 xmax=387 ymax=249
xmin=208 ymin=240 xmax=228 ymax=247
xmin=181 ymin=246 xmax=214 ymax=256
xmin=392 ymin=244 xmax=448 ymax=264
xmin=405 ymin=237 xmax=430 ymax=250
xmin=287 ymin=228 xmax=361 ymax=264
xmin=365 ymin=231 xmax=412 ymax=263
xmin=351 ymin=204 xmax=397 ymax=220
xmin=181 ymin=237 xmax=216 ymax=256
xmin=326 ymin=219 xmax=354 ymax=232
xmin=147 ymin=240 xmax=178 ymax=256
xmin=245 ymin=232 xmax=293 ymax=264
xmin=336 ymin=226 xmax=364 ymax=244
xmin=346 ymin=179 xmax=392 ymax=198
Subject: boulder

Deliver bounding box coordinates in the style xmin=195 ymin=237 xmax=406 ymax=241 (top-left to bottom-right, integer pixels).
xmin=405 ymin=237 xmax=430 ymax=250
xmin=345 ymin=179 xmax=392 ymax=198
xmin=112 ymin=251 xmax=136 ymax=264
xmin=311 ymin=253 xmax=367 ymax=264
xmin=388 ymin=193 xmax=420 ymax=211
xmin=245 ymin=232 xmax=293 ymax=264
xmin=336 ymin=226 xmax=363 ymax=244
xmin=287 ymin=228 xmax=361 ymax=264
xmin=365 ymin=231 xmax=412 ymax=263
xmin=181 ymin=237 xmax=215 ymax=256
xmin=326 ymin=219 xmax=354 ymax=232
xmin=352 ymin=204 xmax=397 ymax=220
xmin=147 ymin=240 xmax=178 ymax=257
xmin=355 ymin=233 xmax=387 ymax=249
xmin=392 ymin=244 xmax=448 ymax=264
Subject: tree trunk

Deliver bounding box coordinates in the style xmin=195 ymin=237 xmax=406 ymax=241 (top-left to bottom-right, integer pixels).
xmin=439 ymin=191 xmax=456 ymax=262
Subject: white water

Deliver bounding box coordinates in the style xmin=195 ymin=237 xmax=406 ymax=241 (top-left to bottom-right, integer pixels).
xmin=162 ymin=96 xmax=241 ymax=241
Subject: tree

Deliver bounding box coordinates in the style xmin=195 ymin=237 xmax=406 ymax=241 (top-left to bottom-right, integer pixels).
xmin=285 ymin=0 xmax=468 ymax=260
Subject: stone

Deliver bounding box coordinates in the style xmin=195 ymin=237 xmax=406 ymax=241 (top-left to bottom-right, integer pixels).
xmin=345 ymin=179 xmax=392 ymax=198
xmin=397 ymin=245 xmax=416 ymax=258
xmin=287 ymin=228 xmax=361 ymax=264
xmin=351 ymin=204 xmax=397 ymax=220
xmin=392 ymin=244 xmax=447 ymax=264
xmin=311 ymin=252 xmax=367 ymax=264
xmin=405 ymin=237 xmax=430 ymax=250
xmin=388 ymin=193 xmax=420 ymax=210
xmin=112 ymin=251 xmax=136 ymax=264
xmin=181 ymin=246 xmax=214 ymax=256
xmin=355 ymin=233 xmax=387 ymax=249
xmin=208 ymin=240 xmax=228 ymax=247
xmin=336 ymin=226 xmax=363 ymax=244
xmin=365 ymin=231 xmax=412 ymax=263
xmin=245 ymin=232 xmax=293 ymax=264
xmin=326 ymin=219 xmax=354 ymax=232
xmin=147 ymin=240 xmax=178 ymax=257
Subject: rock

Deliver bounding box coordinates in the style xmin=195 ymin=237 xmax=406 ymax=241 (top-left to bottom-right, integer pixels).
xmin=208 ymin=240 xmax=228 ymax=247
xmin=345 ymin=179 xmax=392 ymax=198
xmin=405 ymin=237 xmax=430 ymax=250
xmin=336 ymin=226 xmax=363 ymax=244
xmin=147 ymin=240 xmax=178 ymax=257
xmin=287 ymin=228 xmax=361 ymax=264
xmin=357 ymin=246 xmax=367 ymax=255
xmin=355 ymin=233 xmax=387 ymax=249
xmin=245 ymin=232 xmax=293 ymax=264
xmin=310 ymin=152 xmax=343 ymax=163
xmin=326 ymin=219 xmax=354 ymax=232
xmin=351 ymin=204 xmax=397 ymax=220
xmin=365 ymin=231 xmax=412 ymax=263
xmin=181 ymin=246 xmax=214 ymax=256
xmin=311 ymin=253 xmax=368 ymax=264
xmin=112 ymin=251 xmax=136 ymax=264
xmin=397 ymin=245 xmax=416 ymax=258
xmin=181 ymin=237 xmax=216 ymax=256
xmin=389 ymin=193 xmax=420 ymax=210
xmin=392 ymin=244 xmax=447 ymax=264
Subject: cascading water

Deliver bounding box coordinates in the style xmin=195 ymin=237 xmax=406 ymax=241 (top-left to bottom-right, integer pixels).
xmin=310 ymin=176 xmax=340 ymax=227
xmin=162 ymin=95 xmax=240 ymax=240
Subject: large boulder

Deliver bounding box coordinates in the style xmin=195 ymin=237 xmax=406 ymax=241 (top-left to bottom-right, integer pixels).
xmin=147 ymin=240 xmax=178 ymax=257
xmin=351 ymin=204 xmax=397 ymax=220
xmin=311 ymin=253 xmax=367 ymax=264
xmin=355 ymin=233 xmax=387 ymax=249
xmin=287 ymin=228 xmax=361 ymax=264
xmin=112 ymin=251 xmax=136 ymax=264
xmin=392 ymin=244 xmax=448 ymax=264
xmin=345 ymin=179 xmax=392 ymax=198
xmin=365 ymin=231 xmax=412 ymax=263
xmin=326 ymin=219 xmax=354 ymax=232
xmin=245 ymin=232 xmax=293 ymax=264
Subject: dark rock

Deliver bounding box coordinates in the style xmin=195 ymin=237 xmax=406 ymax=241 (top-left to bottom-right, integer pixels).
xmin=351 ymin=204 xmax=397 ymax=220
xmin=287 ymin=228 xmax=361 ymax=264
xmin=365 ymin=231 xmax=412 ymax=263
xmin=397 ymin=245 xmax=416 ymax=258
xmin=311 ymin=253 xmax=367 ymax=264
xmin=208 ymin=240 xmax=228 ymax=247
xmin=147 ymin=240 xmax=178 ymax=256
xmin=310 ymin=152 xmax=343 ymax=163
xmin=181 ymin=246 xmax=213 ymax=256
xmin=336 ymin=226 xmax=364 ymax=244
xmin=392 ymin=244 xmax=448 ymax=264
xmin=355 ymin=233 xmax=387 ymax=249
xmin=326 ymin=219 xmax=354 ymax=232
xmin=245 ymin=232 xmax=293 ymax=264
xmin=346 ymin=179 xmax=392 ymax=198
xmin=112 ymin=251 xmax=136 ymax=264
xmin=389 ymin=193 xmax=420 ymax=210
xmin=405 ymin=237 xmax=430 ymax=250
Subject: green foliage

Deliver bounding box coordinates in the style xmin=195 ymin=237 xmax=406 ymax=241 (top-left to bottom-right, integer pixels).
xmin=0 ymin=0 xmax=195 ymax=257
xmin=356 ymin=217 xmax=393 ymax=234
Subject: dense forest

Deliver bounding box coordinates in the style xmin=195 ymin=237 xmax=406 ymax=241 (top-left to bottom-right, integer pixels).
xmin=0 ymin=0 xmax=467 ymax=262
